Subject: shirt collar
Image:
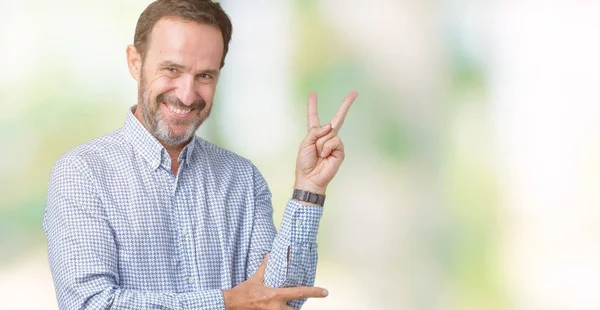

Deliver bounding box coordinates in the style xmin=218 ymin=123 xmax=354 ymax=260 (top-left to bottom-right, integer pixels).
xmin=122 ymin=106 xmax=198 ymax=170
xmin=178 ymin=135 xmax=197 ymax=166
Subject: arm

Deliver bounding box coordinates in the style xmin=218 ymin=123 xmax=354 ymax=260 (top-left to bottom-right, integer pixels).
xmin=43 ymin=157 xmax=224 ymax=310
xmin=241 ymin=92 xmax=358 ymax=309
xmin=223 ymin=91 xmax=358 ymax=310
xmin=244 ymin=166 xmax=323 ymax=309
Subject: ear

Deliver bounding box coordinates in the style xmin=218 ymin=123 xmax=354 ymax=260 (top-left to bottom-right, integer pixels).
xmin=126 ymin=45 xmax=142 ymax=82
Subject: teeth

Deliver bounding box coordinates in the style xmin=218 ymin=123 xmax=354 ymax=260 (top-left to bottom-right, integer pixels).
xmin=167 ymin=105 xmax=190 ymax=115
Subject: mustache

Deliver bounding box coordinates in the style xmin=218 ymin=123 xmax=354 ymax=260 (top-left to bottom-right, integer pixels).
xmin=156 ymin=92 xmax=206 ymax=110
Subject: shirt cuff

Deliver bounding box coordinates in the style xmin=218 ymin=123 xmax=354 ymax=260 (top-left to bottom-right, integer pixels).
xmin=180 ymin=289 xmax=225 ymax=310
xmin=285 ymin=199 xmax=324 ymax=243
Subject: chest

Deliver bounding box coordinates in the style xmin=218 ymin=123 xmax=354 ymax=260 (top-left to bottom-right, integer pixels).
xmin=94 ymin=160 xmax=255 ymax=290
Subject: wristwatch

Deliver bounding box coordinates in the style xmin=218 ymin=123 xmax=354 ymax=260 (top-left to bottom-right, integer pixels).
xmin=292 ymin=189 xmax=325 ymax=206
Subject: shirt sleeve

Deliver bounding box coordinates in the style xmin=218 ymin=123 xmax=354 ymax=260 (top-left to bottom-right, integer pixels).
xmin=43 ymin=156 xmax=225 ymax=310
xmin=246 ymin=165 xmax=323 ymax=309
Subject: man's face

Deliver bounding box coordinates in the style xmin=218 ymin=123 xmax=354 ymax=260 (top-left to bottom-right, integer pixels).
xmin=135 ymin=17 xmax=224 ymax=147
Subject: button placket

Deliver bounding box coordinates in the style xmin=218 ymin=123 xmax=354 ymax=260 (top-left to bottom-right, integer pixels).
xmin=173 ymin=181 xmax=194 ymax=291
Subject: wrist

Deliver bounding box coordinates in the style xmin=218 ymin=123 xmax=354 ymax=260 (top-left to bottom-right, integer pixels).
xmin=222 ymin=289 xmax=235 ymax=310
xmin=293 ymin=180 xmax=326 ymax=195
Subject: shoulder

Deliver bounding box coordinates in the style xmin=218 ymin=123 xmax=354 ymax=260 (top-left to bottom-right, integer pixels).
xmin=194 ymin=137 xmax=255 ymax=169
xmin=51 ymin=130 xmax=128 ymax=177
xmin=193 ymin=137 xmax=267 ymax=183
xmin=193 ymin=137 xmax=270 ymax=193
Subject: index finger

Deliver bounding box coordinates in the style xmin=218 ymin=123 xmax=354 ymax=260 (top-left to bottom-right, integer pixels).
xmin=307 ymin=91 xmax=321 ymax=130
xmin=330 ymin=91 xmax=358 ymax=132
xmin=276 ymin=286 xmax=329 ymax=301
xmin=250 ymin=253 xmax=269 ymax=282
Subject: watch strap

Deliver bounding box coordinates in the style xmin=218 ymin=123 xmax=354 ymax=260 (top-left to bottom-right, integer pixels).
xmin=292 ymin=189 xmax=325 ymax=206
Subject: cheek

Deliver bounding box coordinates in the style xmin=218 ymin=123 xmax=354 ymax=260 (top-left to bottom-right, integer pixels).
xmin=147 ymin=78 xmax=175 ymax=104
xmin=198 ymin=84 xmax=216 ymax=105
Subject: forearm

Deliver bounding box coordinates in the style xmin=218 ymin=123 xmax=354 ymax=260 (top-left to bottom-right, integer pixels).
xmin=47 ymin=220 xmax=226 ymax=309
xmin=51 ymin=284 xmax=224 ymax=310
xmin=46 ymin=207 xmax=225 ymax=310
xmin=262 ymin=200 xmax=322 ymax=309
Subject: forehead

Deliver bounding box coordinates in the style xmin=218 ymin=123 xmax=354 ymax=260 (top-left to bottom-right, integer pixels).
xmin=146 ymin=17 xmax=224 ymax=68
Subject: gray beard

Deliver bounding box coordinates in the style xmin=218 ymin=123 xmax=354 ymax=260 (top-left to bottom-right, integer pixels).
xmin=152 ymin=109 xmax=199 ymax=147
xmin=138 ymin=80 xmax=208 ymax=147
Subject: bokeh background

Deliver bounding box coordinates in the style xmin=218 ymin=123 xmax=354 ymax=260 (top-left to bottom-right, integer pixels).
xmin=1 ymin=0 xmax=600 ymax=309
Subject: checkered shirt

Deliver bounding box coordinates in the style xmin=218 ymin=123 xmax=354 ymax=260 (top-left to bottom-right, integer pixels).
xmin=43 ymin=108 xmax=323 ymax=309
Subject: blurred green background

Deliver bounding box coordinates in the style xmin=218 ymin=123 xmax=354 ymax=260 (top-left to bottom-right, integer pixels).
xmin=1 ymin=1 xmax=600 ymax=309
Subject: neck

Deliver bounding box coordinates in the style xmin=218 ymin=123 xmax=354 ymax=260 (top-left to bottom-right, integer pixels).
xmin=162 ymin=143 xmax=184 ymax=162
xmin=133 ymin=105 xmax=187 ymax=175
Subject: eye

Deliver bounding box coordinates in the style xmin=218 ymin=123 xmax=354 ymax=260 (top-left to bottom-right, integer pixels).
xmin=196 ymin=73 xmax=215 ymax=83
xmin=162 ymin=67 xmax=179 ymax=76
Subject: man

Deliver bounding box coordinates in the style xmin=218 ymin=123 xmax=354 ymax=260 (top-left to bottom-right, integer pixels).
xmin=43 ymin=0 xmax=357 ymax=309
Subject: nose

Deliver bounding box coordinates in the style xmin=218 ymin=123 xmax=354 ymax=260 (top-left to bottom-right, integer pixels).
xmin=175 ymin=75 xmax=197 ymax=106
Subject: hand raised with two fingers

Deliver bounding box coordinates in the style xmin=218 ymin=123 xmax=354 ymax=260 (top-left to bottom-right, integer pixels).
xmin=294 ymin=91 xmax=358 ymax=195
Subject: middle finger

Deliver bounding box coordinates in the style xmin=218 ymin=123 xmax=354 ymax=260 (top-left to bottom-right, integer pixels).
xmin=330 ymin=91 xmax=358 ymax=132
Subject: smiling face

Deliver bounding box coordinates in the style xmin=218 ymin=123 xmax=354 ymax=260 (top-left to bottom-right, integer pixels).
xmin=127 ymin=17 xmax=224 ymax=147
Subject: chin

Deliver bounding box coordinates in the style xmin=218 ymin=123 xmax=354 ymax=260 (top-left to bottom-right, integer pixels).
xmin=153 ymin=120 xmax=197 ymax=146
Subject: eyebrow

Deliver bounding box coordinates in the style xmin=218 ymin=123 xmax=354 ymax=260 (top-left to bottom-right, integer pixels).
xmin=158 ymin=61 xmax=186 ymax=70
xmin=158 ymin=61 xmax=219 ymax=76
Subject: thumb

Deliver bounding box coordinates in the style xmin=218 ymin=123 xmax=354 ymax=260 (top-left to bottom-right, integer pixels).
xmin=251 ymin=253 xmax=269 ymax=282
xmin=302 ymin=123 xmax=332 ymax=146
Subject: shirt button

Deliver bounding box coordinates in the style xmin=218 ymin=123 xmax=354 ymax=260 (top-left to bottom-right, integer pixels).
xmin=296 ymin=220 xmax=302 ymax=227
xmin=188 ymin=277 xmax=195 ymax=284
